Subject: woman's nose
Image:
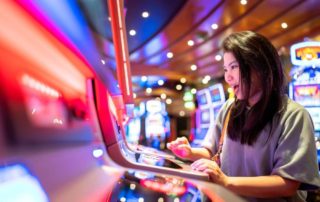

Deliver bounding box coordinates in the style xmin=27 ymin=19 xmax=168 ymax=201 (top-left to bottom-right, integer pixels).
xmin=224 ymin=72 xmax=233 ymax=83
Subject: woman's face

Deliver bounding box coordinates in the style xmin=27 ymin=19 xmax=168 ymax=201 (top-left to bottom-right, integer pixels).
xmin=223 ymin=52 xmax=262 ymax=106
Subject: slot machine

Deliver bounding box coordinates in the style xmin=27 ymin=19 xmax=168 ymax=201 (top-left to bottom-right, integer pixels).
xmin=289 ymin=41 xmax=320 ymax=163
xmin=0 ymin=1 xmax=245 ymax=201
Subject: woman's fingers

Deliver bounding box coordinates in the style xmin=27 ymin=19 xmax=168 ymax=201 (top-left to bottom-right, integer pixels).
xmin=191 ymin=159 xmax=219 ymax=171
xmin=171 ymin=144 xmax=191 ymax=158
xmin=167 ymin=137 xmax=189 ymax=149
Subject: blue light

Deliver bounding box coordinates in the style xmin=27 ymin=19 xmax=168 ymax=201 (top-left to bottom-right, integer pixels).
xmin=0 ymin=164 xmax=49 ymax=202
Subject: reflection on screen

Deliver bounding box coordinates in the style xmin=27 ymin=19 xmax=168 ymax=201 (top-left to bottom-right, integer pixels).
xmin=0 ymin=164 xmax=49 ymax=202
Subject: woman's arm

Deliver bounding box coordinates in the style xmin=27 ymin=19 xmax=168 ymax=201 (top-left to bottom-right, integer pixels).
xmin=167 ymin=137 xmax=212 ymax=161
xmin=225 ymin=175 xmax=300 ymax=198
xmin=192 ymin=159 xmax=300 ymax=198
xmin=189 ymin=147 xmax=212 ymax=161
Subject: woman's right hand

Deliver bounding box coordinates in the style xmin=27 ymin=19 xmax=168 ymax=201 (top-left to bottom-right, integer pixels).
xmin=167 ymin=137 xmax=192 ymax=160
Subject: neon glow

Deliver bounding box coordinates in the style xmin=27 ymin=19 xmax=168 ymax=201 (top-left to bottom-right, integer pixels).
xmin=290 ymin=42 xmax=320 ymax=66
xmin=22 ymin=75 xmax=60 ymax=98
xmin=124 ymin=62 xmax=131 ymax=96
xmin=0 ymin=1 xmax=88 ymax=97
xmin=140 ymin=179 xmax=186 ymax=196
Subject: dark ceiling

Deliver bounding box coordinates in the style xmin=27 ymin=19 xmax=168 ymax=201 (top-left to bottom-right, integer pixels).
xmin=78 ymin=0 xmax=320 ymax=115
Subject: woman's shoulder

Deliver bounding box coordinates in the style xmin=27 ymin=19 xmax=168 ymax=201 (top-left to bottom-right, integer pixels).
xmin=280 ymin=95 xmax=311 ymax=118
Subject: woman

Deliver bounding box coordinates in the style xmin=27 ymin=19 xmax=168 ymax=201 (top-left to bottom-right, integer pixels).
xmin=167 ymin=31 xmax=320 ymax=201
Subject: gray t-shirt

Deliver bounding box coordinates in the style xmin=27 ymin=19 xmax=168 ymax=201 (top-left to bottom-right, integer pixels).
xmin=202 ymin=95 xmax=320 ymax=202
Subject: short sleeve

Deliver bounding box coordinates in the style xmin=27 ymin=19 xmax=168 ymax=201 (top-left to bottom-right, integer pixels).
xmin=201 ymin=99 xmax=234 ymax=155
xmin=271 ymin=105 xmax=320 ymax=190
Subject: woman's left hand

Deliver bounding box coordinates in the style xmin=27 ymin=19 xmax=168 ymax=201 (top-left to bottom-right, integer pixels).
xmin=191 ymin=159 xmax=229 ymax=187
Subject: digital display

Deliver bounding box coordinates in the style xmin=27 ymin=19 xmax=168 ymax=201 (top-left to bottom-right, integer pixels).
xmin=293 ymin=84 xmax=320 ymax=106
xmin=0 ymin=164 xmax=49 ymax=202
xmin=200 ymin=109 xmax=211 ymax=124
xmin=208 ymin=83 xmax=225 ymax=104
xmin=197 ymin=93 xmax=208 ymax=106
xmin=210 ymin=88 xmax=221 ymax=102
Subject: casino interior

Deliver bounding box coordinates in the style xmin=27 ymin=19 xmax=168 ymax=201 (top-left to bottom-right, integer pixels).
xmin=0 ymin=0 xmax=320 ymax=201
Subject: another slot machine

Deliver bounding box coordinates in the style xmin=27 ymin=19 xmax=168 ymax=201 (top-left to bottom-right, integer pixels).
xmin=194 ymin=88 xmax=212 ymax=146
xmin=208 ymin=83 xmax=226 ymax=121
xmin=289 ymin=41 xmax=320 ymax=162
xmin=194 ymin=83 xmax=225 ymax=146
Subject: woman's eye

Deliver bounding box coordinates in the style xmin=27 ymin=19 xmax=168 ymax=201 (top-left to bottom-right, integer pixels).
xmin=231 ymin=65 xmax=238 ymax=69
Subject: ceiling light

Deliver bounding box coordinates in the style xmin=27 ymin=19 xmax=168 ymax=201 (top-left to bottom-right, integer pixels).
xmin=166 ymin=52 xmax=173 ymax=58
xmin=215 ymin=54 xmax=222 ymax=61
xmin=281 ymin=22 xmax=288 ymax=29
xmin=240 ymin=0 xmax=247 ymax=5
xmin=179 ymin=111 xmax=185 ymax=117
xmin=190 ymin=64 xmax=197 ymax=71
xmin=142 ymin=11 xmax=149 ymax=18
xmin=176 ymin=84 xmax=182 ymax=90
xmin=146 ymin=87 xmax=152 ymax=94
xmin=108 ymin=17 xmax=111 ymax=21
xmin=202 ymin=79 xmax=209 ymax=84
xmin=184 ymin=101 xmax=195 ymax=110
xmin=129 ymin=29 xmax=136 ymax=36
xmin=141 ymin=76 xmax=148 ymax=82
xmin=133 ymin=93 xmax=137 ymax=98
xmin=158 ymin=79 xmax=164 ymax=86
xmin=187 ymin=40 xmax=194 ymax=46
xmin=204 ymin=75 xmax=211 ymax=80
xmin=191 ymin=88 xmax=197 ymax=94
xmin=180 ymin=77 xmax=187 ymax=83
xmin=211 ymin=23 xmax=218 ymax=30
xmin=101 ymin=59 xmax=106 ymax=64
xmin=166 ymin=98 xmax=172 ymax=105
xmin=160 ymin=93 xmax=166 ymax=99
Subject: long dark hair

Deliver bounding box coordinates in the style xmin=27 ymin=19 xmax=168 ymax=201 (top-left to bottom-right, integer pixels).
xmin=222 ymin=31 xmax=285 ymax=145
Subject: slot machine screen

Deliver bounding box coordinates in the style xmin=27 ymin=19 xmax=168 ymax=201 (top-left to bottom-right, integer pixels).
xmin=200 ymin=109 xmax=211 ymax=125
xmin=208 ymin=83 xmax=225 ymax=105
xmin=197 ymin=92 xmax=208 ymax=106
xmin=293 ymin=84 xmax=320 ymax=106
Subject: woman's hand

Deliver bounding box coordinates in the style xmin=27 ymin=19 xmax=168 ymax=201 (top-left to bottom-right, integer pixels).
xmin=167 ymin=137 xmax=192 ymax=160
xmin=191 ymin=159 xmax=229 ymax=187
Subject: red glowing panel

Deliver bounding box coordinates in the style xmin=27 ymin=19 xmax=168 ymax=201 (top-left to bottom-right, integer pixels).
xmin=21 ymin=74 xmax=68 ymax=128
xmin=140 ymin=179 xmax=187 ymax=196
